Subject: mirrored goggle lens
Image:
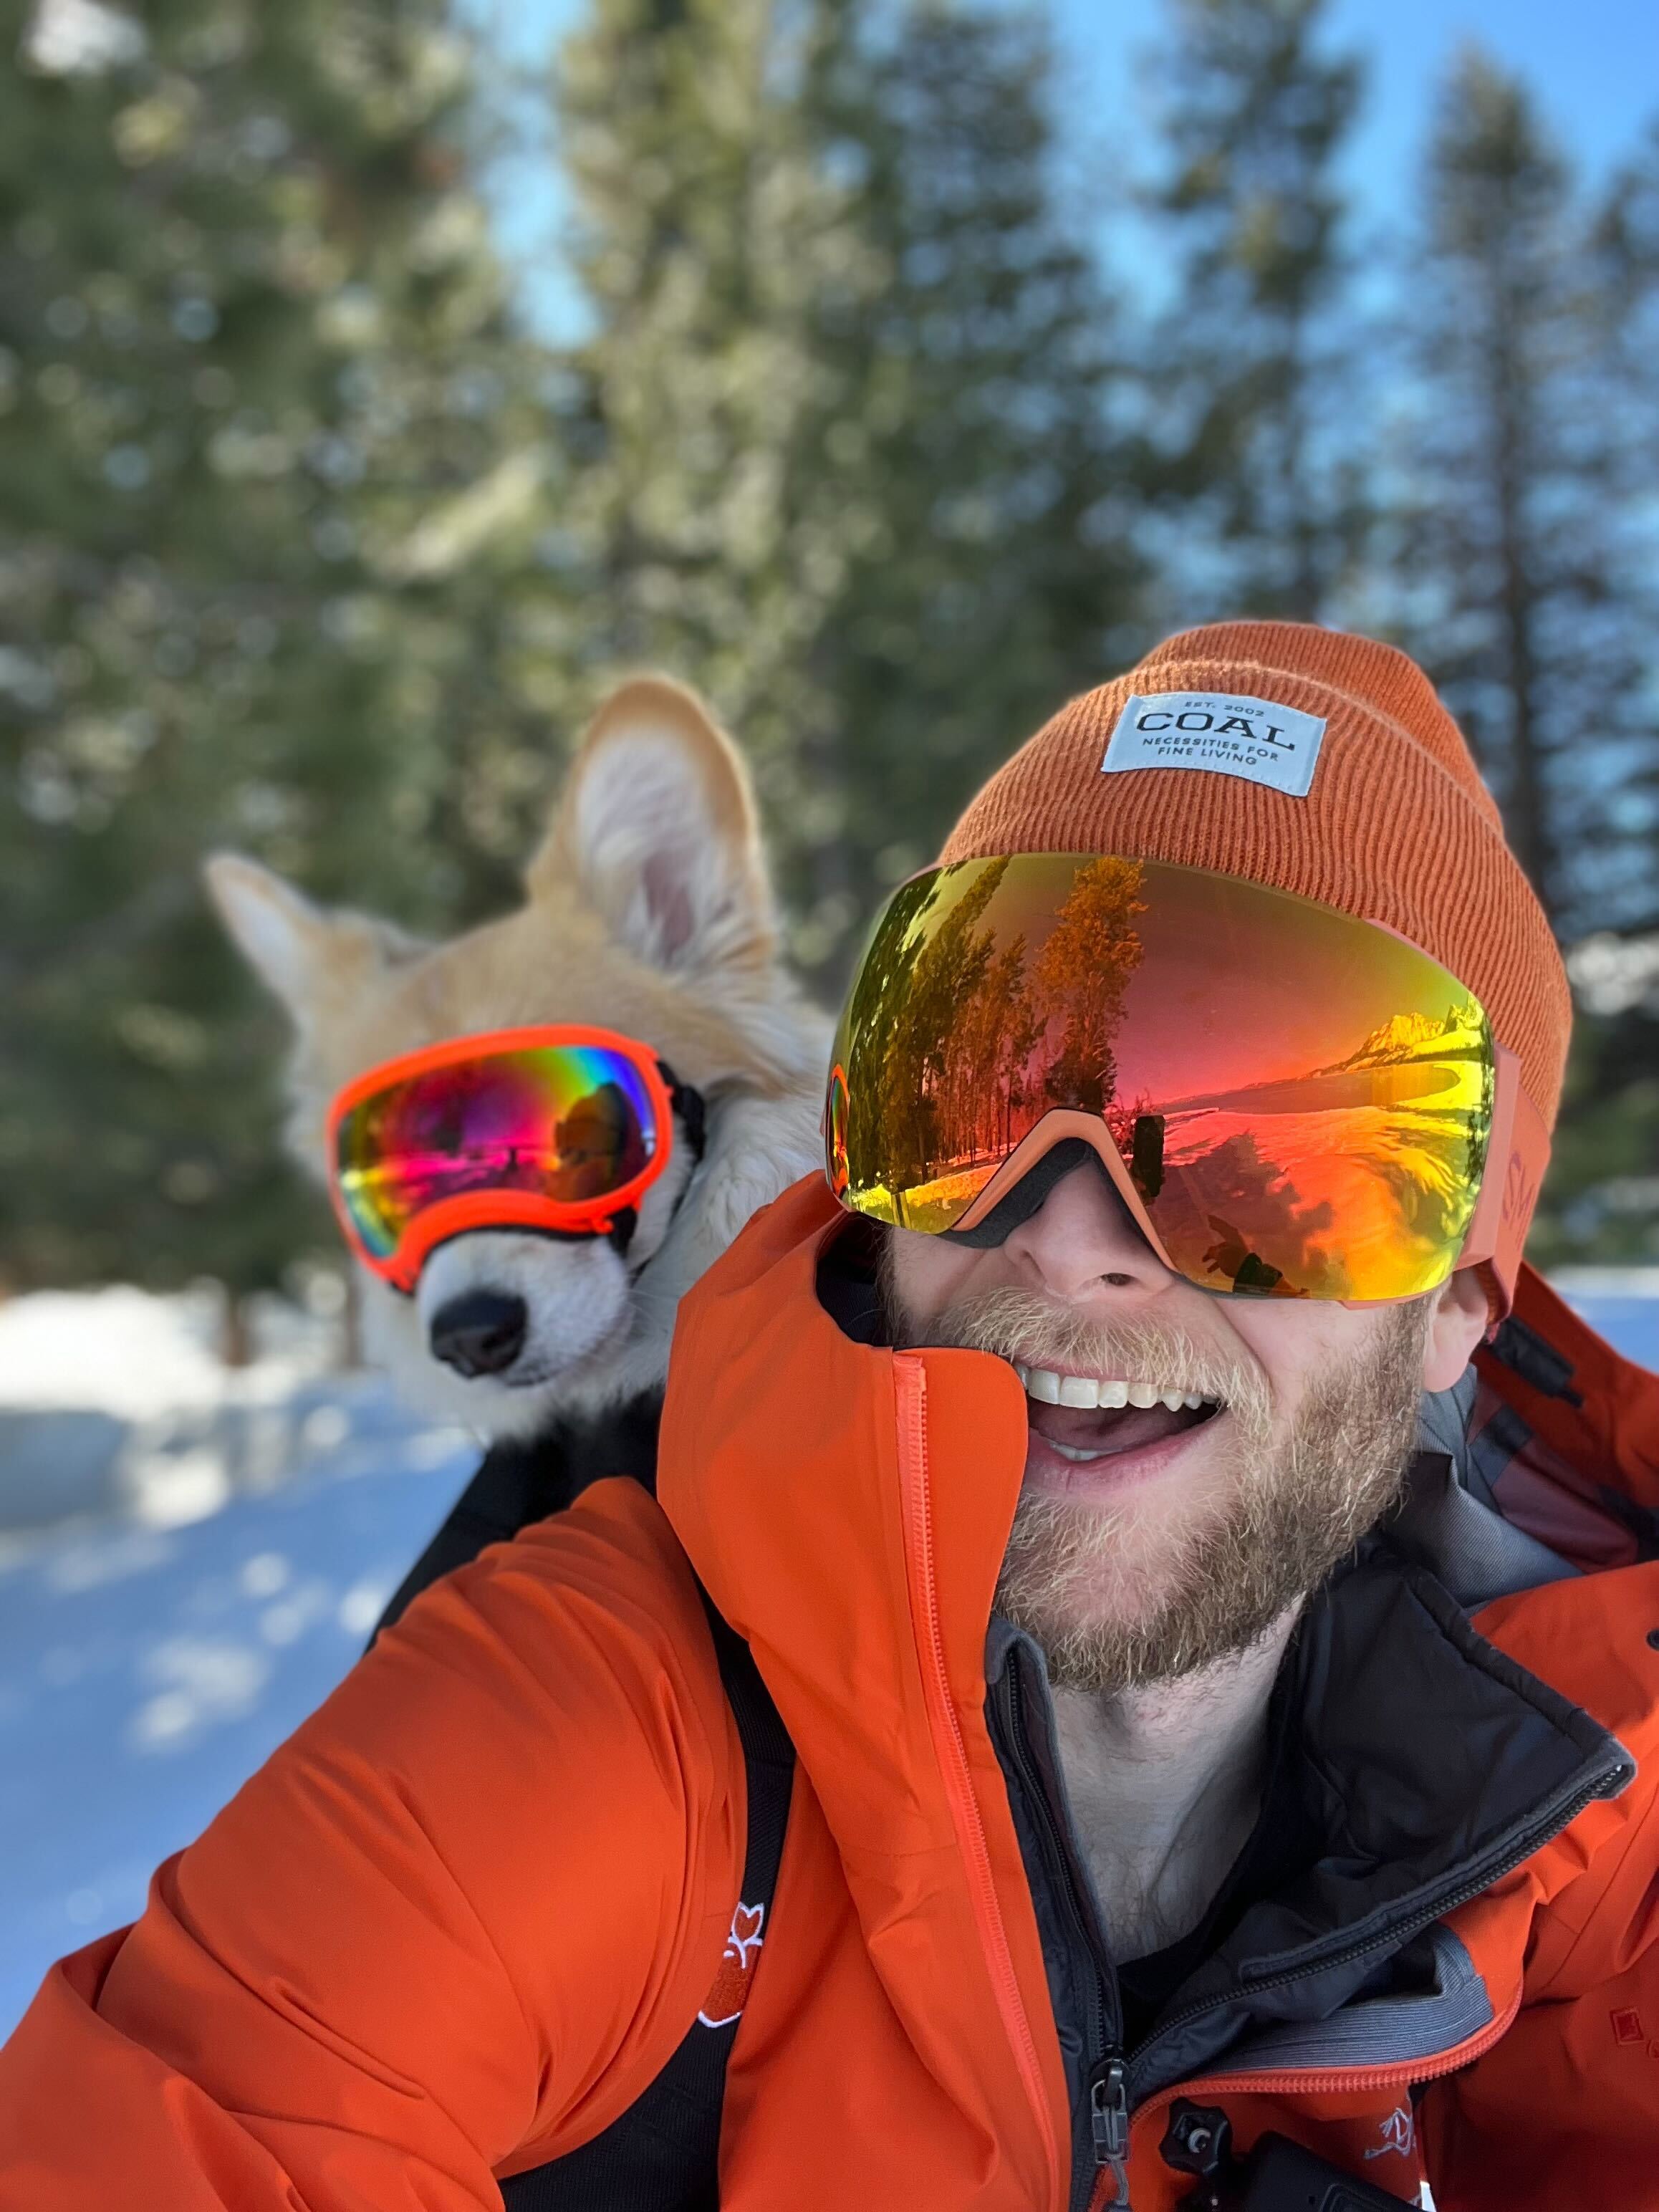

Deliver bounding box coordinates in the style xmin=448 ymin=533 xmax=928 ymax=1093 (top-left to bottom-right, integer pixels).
xmin=335 ymin=1044 xmax=657 ymax=1259
xmin=829 ymin=855 xmax=1496 ymax=1302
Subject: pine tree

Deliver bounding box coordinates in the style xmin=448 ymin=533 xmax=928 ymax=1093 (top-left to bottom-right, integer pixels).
xmin=1395 ymin=52 xmax=1657 ymax=938
xmin=555 ymin=0 xmax=1145 ymax=982
xmin=1594 ymin=115 xmax=1659 ymax=924
xmin=1138 ymin=0 xmax=1364 ymax=622
xmin=796 ymin=3 xmax=1147 ymax=970
xmin=552 ymin=0 xmax=860 ymax=933
xmin=0 ymin=0 xmax=552 ymax=1303
xmin=1523 ymin=113 xmax=1659 ymax=1267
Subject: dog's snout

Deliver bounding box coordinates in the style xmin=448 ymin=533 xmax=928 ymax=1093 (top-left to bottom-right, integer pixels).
xmin=428 ymin=1291 xmax=529 ymax=1380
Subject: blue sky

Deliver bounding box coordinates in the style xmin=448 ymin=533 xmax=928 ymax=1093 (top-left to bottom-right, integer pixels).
xmin=468 ymin=0 xmax=1658 ymax=335
xmin=1057 ymin=0 xmax=1657 ymax=209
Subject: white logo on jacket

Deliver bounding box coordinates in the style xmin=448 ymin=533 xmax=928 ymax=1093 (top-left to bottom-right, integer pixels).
xmin=1365 ymin=2102 xmax=1415 ymax=2160
xmin=697 ymin=1900 xmax=767 ymax=2029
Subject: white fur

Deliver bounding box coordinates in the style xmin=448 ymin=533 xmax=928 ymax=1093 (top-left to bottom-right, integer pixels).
xmin=569 ymin=726 xmax=754 ymax=973
xmin=209 ymin=678 xmax=830 ymax=1445
xmin=206 ymin=855 xmax=330 ymax=1009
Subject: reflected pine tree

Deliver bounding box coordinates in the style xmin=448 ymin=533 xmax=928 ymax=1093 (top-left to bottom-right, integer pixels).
xmin=1034 ymin=857 xmax=1146 ymax=1115
xmin=843 ymin=855 xmax=1149 ymax=1219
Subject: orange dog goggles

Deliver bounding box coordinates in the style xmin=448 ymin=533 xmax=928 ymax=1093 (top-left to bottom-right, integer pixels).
xmin=826 ymin=855 xmax=1547 ymax=1308
xmin=328 ymin=1026 xmax=705 ymax=1294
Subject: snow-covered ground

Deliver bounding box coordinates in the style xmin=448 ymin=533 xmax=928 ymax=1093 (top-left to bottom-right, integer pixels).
xmin=1 ymin=1278 xmax=1656 ymax=2039
xmin=0 ymin=1287 xmax=475 ymax=2035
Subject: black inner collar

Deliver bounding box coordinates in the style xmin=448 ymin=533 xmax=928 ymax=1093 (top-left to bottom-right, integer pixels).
xmin=989 ymin=1557 xmax=1630 ymax=2096
xmin=816 ymin=1216 xmax=888 ymax=1343
xmin=1113 ymin=1666 xmax=1313 ymax=2049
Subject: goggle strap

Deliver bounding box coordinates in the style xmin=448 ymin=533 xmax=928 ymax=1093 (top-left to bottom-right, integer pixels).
xmin=610 ymin=1206 xmax=640 ymax=1260
xmin=1456 ymin=1060 xmax=1547 ymax=1315
xmin=1456 ymin=1048 xmax=1522 ymax=1265
xmin=660 ymin=1062 xmax=707 ymax=1163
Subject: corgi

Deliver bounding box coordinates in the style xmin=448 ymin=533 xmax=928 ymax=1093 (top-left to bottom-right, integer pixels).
xmin=206 ymin=678 xmax=829 ymax=1448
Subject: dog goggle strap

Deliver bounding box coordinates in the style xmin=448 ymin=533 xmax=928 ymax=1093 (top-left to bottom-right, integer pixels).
xmin=826 ymin=854 xmax=1545 ymax=1309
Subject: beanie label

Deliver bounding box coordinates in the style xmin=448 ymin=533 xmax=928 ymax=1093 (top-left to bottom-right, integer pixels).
xmin=1103 ymin=691 xmax=1327 ymax=799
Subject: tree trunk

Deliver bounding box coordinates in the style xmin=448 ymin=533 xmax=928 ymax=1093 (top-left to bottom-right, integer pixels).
xmin=340 ymin=1268 xmax=365 ymax=1372
xmin=1489 ymin=304 xmax=1557 ymax=929
xmin=221 ymin=1286 xmax=255 ymax=1369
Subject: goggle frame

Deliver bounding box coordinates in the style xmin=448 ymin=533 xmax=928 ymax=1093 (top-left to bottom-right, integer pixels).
xmin=326 ymin=1023 xmax=683 ymax=1295
xmin=824 ymin=855 xmax=1549 ymax=1314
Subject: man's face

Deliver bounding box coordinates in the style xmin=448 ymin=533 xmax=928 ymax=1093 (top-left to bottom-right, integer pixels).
xmin=883 ymin=1158 xmax=1489 ymax=1693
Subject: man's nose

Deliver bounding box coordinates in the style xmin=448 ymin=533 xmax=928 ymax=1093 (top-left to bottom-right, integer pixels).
xmin=999 ymin=1156 xmax=1178 ymax=1304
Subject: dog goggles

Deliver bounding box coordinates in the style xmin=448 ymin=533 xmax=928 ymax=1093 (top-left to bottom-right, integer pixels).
xmin=328 ymin=1026 xmax=700 ymax=1293
xmin=826 ymin=854 xmax=1546 ymax=1307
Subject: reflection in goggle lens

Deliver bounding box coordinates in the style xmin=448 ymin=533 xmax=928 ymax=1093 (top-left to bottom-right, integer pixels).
xmin=336 ymin=1046 xmax=656 ymax=1257
xmin=830 ymin=855 xmax=1495 ymax=1302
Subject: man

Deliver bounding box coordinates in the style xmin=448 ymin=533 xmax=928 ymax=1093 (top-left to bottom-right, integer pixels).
xmin=4 ymin=622 xmax=1659 ymax=2211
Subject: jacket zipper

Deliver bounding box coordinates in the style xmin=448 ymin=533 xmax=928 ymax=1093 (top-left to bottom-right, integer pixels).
xmin=892 ymin=1356 xmax=1065 ymax=2210
xmin=1080 ymin=1743 xmax=1632 ymax=2211
xmin=1089 ymin=2057 xmax=1130 ymax=2208
xmin=999 ymin=1656 xmax=1131 ymax=2212
xmin=1085 ymin=1986 xmax=1527 ymax=2212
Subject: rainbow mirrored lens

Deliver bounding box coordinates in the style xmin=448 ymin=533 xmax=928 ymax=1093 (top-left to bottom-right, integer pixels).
xmin=335 ymin=1044 xmax=657 ymax=1259
xmin=829 ymin=855 xmax=1496 ymax=1301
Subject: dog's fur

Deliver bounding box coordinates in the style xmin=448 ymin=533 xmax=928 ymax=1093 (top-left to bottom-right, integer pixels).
xmin=207 ymin=678 xmax=828 ymax=1441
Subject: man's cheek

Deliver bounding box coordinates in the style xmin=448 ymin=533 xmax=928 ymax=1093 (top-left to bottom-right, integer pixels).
xmin=887 ymin=1237 xmax=981 ymax=1335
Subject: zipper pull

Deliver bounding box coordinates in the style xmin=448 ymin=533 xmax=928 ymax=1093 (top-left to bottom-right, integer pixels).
xmin=1090 ymin=2054 xmax=1130 ymax=2206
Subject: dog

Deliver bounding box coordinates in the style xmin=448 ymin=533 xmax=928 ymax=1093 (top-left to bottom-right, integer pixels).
xmin=206 ymin=678 xmax=829 ymax=1458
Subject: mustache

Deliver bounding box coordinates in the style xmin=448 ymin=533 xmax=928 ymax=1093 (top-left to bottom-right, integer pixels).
xmin=890 ymin=1282 xmax=1272 ymax=1428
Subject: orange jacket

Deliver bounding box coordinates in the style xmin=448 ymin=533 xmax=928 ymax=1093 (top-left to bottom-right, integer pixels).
xmin=3 ymin=1176 xmax=1659 ymax=2211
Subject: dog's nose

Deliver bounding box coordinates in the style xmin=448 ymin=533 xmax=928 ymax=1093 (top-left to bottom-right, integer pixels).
xmin=428 ymin=1291 xmax=528 ymax=1379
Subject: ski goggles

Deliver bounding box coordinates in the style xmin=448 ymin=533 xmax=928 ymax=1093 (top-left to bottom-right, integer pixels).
xmin=328 ymin=1026 xmax=701 ymax=1294
xmin=826 ymin=854 xmax=1547 ymax=1307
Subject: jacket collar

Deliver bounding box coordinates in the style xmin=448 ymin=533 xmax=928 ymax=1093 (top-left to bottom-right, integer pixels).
xmin=988 ymin=1552 xmax=1631 ymax=2104
xmin=659 ymin=1178 xmax=1029 ymax=1852
xmin=660 ymin=1177 xmax=1064 ymax=2192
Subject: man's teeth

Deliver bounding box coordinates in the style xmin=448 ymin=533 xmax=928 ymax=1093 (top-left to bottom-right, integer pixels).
xmin=1011 ymin=1362 xmax=1213 ymax=1413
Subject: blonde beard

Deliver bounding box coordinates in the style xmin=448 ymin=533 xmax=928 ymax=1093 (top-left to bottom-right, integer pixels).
xmin=885 ymin=1271 xmax=1430 ymax=1696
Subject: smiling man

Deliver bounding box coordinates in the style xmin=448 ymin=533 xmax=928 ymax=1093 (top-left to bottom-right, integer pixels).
xmin=879 ymin=1159 xmax=1484 ymax=1986
xmin=5 ymin=624 xmax=1659 ymax=2212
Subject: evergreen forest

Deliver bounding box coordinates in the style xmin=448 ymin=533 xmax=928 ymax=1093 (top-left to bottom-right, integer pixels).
xmin=4 ymin=0 xmax=1658 ymax=1307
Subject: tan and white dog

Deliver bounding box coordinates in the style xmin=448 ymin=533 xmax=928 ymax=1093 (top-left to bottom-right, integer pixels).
xmin=206 ymin=678 xmax=828 ymax=1443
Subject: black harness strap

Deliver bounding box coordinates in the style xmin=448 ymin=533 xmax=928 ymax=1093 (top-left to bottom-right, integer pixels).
xmin=369 ymin=1403 xmax=792 ymax=2208
xmin=370 ymin=1398 xmax=666 ymax=1643
xmin=500 ymin=1587 xmax=795 ymax=2211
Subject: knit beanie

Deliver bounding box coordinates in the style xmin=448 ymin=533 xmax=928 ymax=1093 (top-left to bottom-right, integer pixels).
xmin=941 ymin=620 xmax=1571 ymax=1138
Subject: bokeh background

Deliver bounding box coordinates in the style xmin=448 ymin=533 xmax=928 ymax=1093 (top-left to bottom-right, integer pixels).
xmin=2 ymin=0 xmax=1657 ymax=2031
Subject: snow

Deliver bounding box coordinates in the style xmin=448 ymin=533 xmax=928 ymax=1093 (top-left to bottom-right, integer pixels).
xmin=1 ymin=1279 xmax=1655 ymax=2039
xmin=0 ymin=1288 xmax=474 ymax=2035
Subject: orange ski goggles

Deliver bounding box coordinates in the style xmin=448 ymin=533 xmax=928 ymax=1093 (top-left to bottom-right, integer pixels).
xmin=826 ymin=855 xmax=1547 ymax=1307
xmin=328 ymin=1026 xmax=702 ymax=1294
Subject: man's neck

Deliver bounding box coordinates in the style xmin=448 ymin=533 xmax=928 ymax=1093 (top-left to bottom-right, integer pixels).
xmin=1048 ymin=1609 xmax=1298 ymax=1964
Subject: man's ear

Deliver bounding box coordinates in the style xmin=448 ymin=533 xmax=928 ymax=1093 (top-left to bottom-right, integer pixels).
xmin=1421 ymin=1267 xmax=1492 ymax=1393
xmin=204 ymin=853 xmax=410 ymax=1028
xmin=527 ymin=676 xmax=778 ymax=976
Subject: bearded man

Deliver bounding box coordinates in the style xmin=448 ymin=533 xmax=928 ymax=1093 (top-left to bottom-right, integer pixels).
xmin=6 ymin=624 xmax=1659 ymax=2212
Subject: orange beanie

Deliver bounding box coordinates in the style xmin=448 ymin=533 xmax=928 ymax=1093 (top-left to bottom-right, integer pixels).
xmin=941 ymin=620 xmax=1571 ymax=1135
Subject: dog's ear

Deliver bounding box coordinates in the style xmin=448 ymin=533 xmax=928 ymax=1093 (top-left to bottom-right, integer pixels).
xmin=529 ymin=677 xmax=776 ymax=974
xmin=204 ymin=852 xmax=410 ymax=1026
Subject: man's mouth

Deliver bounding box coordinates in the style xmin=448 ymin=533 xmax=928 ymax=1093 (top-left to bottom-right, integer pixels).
xmin=1014 ymin=1361 xmax=1222 ymax=1463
